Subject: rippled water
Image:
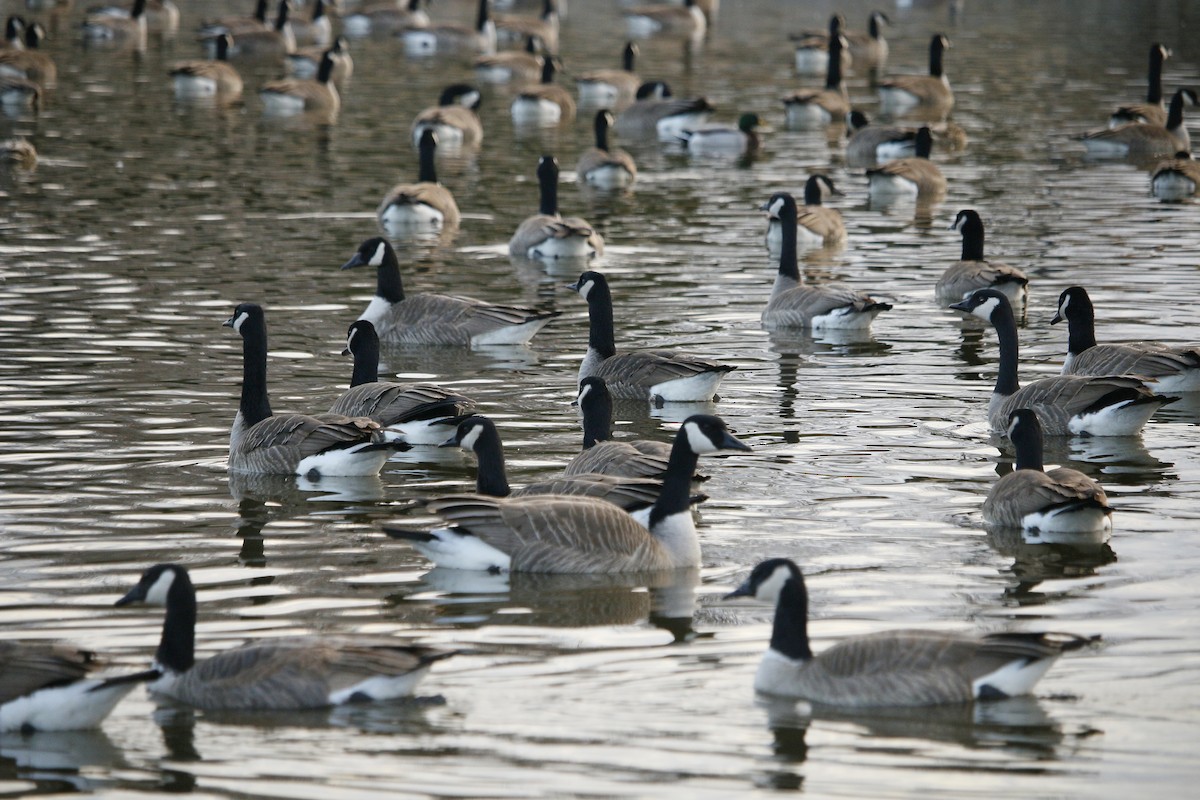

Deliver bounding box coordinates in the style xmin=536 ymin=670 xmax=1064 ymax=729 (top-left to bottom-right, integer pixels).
xmin=2 ymin=0 xmax=1199 ymax=796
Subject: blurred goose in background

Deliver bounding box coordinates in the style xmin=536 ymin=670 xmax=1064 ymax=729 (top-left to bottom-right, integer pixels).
xmin=623 ymin=0 xmax=706 ymax=40
xmin=0 ymin=72 xmax=40 ymax=108
xmin=495 ymin=0 xmax=559 ymax=52
xmin=1082 ymin=87 xmax=1195 ymax=158
xmin=474 ymin=34 xmax=543 ymax=84
xmin=783 ymin=32 xmax=849 ymax=129
xmin=259 ymin=48 xmax=338 ymax=115
xmin=116 ymin=564 xmax=454 ymax=710
xmin=410 ymin=83 xmax=484 ymax=147
xmin=1150 ymin=150 xmax=1200 ymax=200
xmin=766 ymin=175 xmax=845 ymax=252
xmin=935 ymin=210 xmax=1028 ymax=306
xmin=401 ymin=0 xmax=496 ymax=56
xmin=878 ymin=34 xmax=953 ymax=116
xmin=983 ymin=409 xmax=1113 ymax=534
xmin=198 ymin=0 xmax=268 ymax=37
xmin=615 ymin=80 xmax=714 ymax=142
xmin=844 ymin=10 xmax=889 ymax=68
xmin=510 ymin=55 xmax=575 ymax=124
xmin=0 ymin=641 xmax=158 ymax=732
xmin=289 ymin=0 xmax=330 ymax=46
xmin=341 ymin=237 xmax=561 ymax=346
xmin=221 ymin=0 xmax=295 ymax=57
xmin=328 ymin=320 xmax=479 ymax=444
xmin=169 ymin=33 xmax=243 ymax=100
xmin=576 ymin=109 xmax=637 ymax=189
xmin=1110 ymin=43 xmax=1170 ymax=127
xmin=0 ymin=22 xmax=55 ymax=87
xmin=2 ymin=16 xmax=24 ymax=49
xmin=761 ymin=192 xmax=890 ymax=331
xmin=223 ymin=303 xmax=398 ymax=477
xmin=790 ymin=13 xmax=850 ymax=76
xmin=949 ymin=289 xmax=1175 ymax=436
xmin=342 ymin=0 xmax=430 ymax=38
xmin=679 ymin=112 xmax=768 ymax=155
xmin=377 ymin=129 xmax=460 ymax=233
xmin=725 ymin=558 xmax=1098 ymax=704
xmin=577 ymin=41 xmax=640 ymax=107
xmin=0 ymin=137 xmax=37 ymax=168
xmin=867 ymin=127 xmax=946 ymax=199
xmin=565 ymin=376 xmax=684 ymax=480
xmin=567 ymin=271 xmax=735 ymax=403
xmin=384 ymin=415 xmax=750 ymax=573
xmin=87 ymin=0 xmax=178 ymax=35
xmin=288 ymin=35 xmax=353 ymax=82
xmin=844 ymin=109 xmax=916 ymax=164
xmin=1051 ymin=286 xmax=1200 ymax=392
xmin=81 ymin=0 xmax=147 ymax=48
xmin=509 ymin=155 xmax=604 ymax=258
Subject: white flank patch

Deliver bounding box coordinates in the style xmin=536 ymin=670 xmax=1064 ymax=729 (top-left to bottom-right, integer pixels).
xmin=328 ymin=668 xmax=428 ymax=705
xmin=877 ymin=87 xmax=920 ymax=115
xmin=414 ymin=528 xmax=512 ymax=572
xmin=287 ymin=58 xmax=319 ymax=80
xmin=411 ymin=124 xmax=464 ymax=149
xmin=577 ymin=82 xmax=619 ymax=107
xmin=1148 ymin=369 xmax=1200 ymax=393
xmin=294 ymin=444 xmax=389 ymax=478
xmin=470 ymin=316 xmax=552 ymax=346
xmin=972 ymin=655 xmax=1058 ymax=699
xmin=475 ymin=64 xmax=514 ymax=84
xmin=793 ymin=49 xmax=827 ymax=76
xmin=650 ymin=371 xmax=726 ymax=402
xmin=260 ymin=91 xmax=307 ymax=116
xmin=379 ymin=202 xmax=444 ymax=230
xmin=875 ymin=140 xmax=917 ymax=160
xmin=1081 ymin=137 xmax=1131 ymax=157
xmin=511 ymin=97 xmax=562 ymax=124
xmin=1067 ymin=398 xmax=1160 ymax=436
xmin=384 ymin=418 xmax=449 ymax=446
xmin=583 ymin=164 xmax=634 ymax=190
xmin=402 ymin=30 xmax=438 ymax=56
xmin=625 ymin=16 xmax=663 ymax=38
xmin=657 ymin=112 xmax=711 ymax=142
xmin=1152 ymin=172 xmax=1196 ymax=201
xmin=784 ymin=102 xmax=832 ymax=130
xmin=1023 ymin=505 xmax=1112 ymax=535
xmin=811 ymin=306 xmax=880 ymax=331
xmin=528 ymin=234 xmax=592 ymax=260
xmin=173 ymin=76 xmax=218 ymax=98
xmin=868 ymin=172 xmax=919 ymax=199
xmin=0 ymin=679 xmax=139 ymax=732
xmin=340 ymin=15 xmax=371 ymax=38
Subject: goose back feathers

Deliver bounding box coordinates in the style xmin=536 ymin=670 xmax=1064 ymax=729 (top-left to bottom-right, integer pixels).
xmin=935 ymin=210 xmax=1028 ymax=305
xmin=877 ymin=34 xmax=953 ymax=115
xmin=509 ymin=155 xmax=605 ymax=258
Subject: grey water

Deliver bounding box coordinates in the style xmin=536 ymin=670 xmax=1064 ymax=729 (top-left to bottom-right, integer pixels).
xmin=2 ymin=0 xmax=1199 ymax=796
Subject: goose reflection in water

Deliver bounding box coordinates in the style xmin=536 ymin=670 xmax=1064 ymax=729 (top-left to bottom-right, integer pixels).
xmin=0 ymin=729 xmax=127 ymax=791
xmin=987 ymin=526 xmax=1118 ymax=602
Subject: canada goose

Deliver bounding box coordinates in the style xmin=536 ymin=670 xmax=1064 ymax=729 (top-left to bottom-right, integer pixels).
xmin=341 ymin=236 xmax=561 ymax=346
xmin=678 ymin=112 xmax=768 ymax=155
xmin=115 ymin=564 xmax=455 ymax=710
xmin=223 ymin=302 xmax=400 ymax=477
xmin=495 ymin=0 xmax=559 ymax=52
xmin=783 ymin=33 xmax=849 ymax=129
xmin=624 ymin=0 xmax=706 ymax=40
xmin=724 ymin=558 xmax=1098 ymax=705
xmin=289 ymin=0 xmax=330 ymax=47
xmin=577 ymin=41 xmax=640 ymax=107
xmin=410 ymin=84 xmax=484 ymax=148
xmin=384 ymin=414 xmax=750 ymax=573
xmin=878 ymin=34 xmax=953 ymax=116
xmin=761 ymin=192 xmax=889 ymax=331
xmin=0 ymin=137 xmax=36 ymax=168
xmin=615 ymin=81 xmax=714 ymax=142
xmin=342 ymin=0 xmax=429 ymax=38
xmin=575 ymin=110 xmax=637 ymax=190
xmin=0 ymin=642 xmax=156 ymax=732
xmin=288 ymin=35 xmax=353 ymax=82
xmin=222 ymin=0 xmax=295 ymax=57
xmin=89 ymin=0 xmax=178 ymax=34
xmin=401 ymin=0 xmax=496 ymax=56
xmin=169 ymin=33 xmax=243 ymax=100
xmin=1110 ymin=44 xmax=1171 ymax=127
xmin=565 ymin=376 xmax=678 ymax=480
xmin=441 ymin=414 xmax=676 ymax=510
xmin=198 ymin=0 xmax=269 ymax=37
xmin=1051 ymin=286 xmax=1200 ymax=392
xmin=1150 ymin=150 xmax=1200 ymax=200
xmin=948 ymin=289 xmax=1175 ymax=436
xmin=1082 ymin=87 xmax=1195 ymax=158
xmin=844 ymin=10 xmax=889 ymax=68
xmin=983 ymin=409 xmax=1113 ymax=534
xmin=511 ymin=55 xmax=575 ymax=124
xmin=328 ymin=320 xmax=479 ymax=444
xmin=790 ymin=13 xmax=851 ymax=76
xmin=935 ymin=210 xmax=1028 ymax=306
xmin=260 ymin=48 xmax=338 ymax=115
xmin=0 ymin=22 xmax=56 ymax=88
xmin=474 ymin=35 xmax=543 ymax=84
xmin=765 ymin=175 xmax=845 ymax=253
xmin=377 ymin=130 xmax=460 ymax=233
xmin=0 ymin=73 xmax=39 ymax=108
xmin=567 ymin=270 xmax=735 ymax=403
xmin=844 ymin=109 xmax=916 ymax=164
xmin=2 ymin=16 xmax=24 ymax=49
xmin=509 ymin=155 xmax=605 ymax=259
xmin=867 ymin=127 xmax=947 ymax=199
xmin=81 ymin=0 xmax=146 ymax=48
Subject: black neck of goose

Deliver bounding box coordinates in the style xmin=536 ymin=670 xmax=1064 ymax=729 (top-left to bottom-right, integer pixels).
xmin=648 ymin=429 xmax=700 ymax=527
xmin=990 ymin=299 xmax=1022 ymax=398
xmin=156 ymin=574 xmax=197 ymax=673
xmin=215 ymin=35 xmax=230 ymax=61
xmin=475 ymin=0 xmax=489 ymax=30
xmin=580 ymin=392 xmax=613 ymax=449
xmin=915 ymin=127 xmax=933 ymax=159
xmin=802 ymin=178 xmax=822 ymax=207
xmin=349 ymin=332 xmax=380 ymax=387
xmin=1066 ymin=301 xmax=1097 ymax=356
xmin=408 ymin=0 xmax=420 ymax=12
xmin=317 ymin=53 xmax=335 ymax=84
xmin=254 ymin=0 xmax=269 ymax=24
xmin=1012 ymin=421 xmax=1045 ymax=472
xmin=417 ymin=136 xmax=438 ymax=183
xmin=1148 ymin=47 xmax=1164 ymax=104
xmin=622 ymin=43 xmax=636 ymax=72
xmin=312 ymin=0 xmax=324 ymax=22
xmin=239 ymin=317 xmax=273 ymax=427
xmin=273 ymin=0 xmax=288 ymax=32
xmin=778 ymin=202 xmax=800 ymax=282
xmin=376 ymin=246 xmax=406 ymax=303
xmin=540 ymin=57 xmax=556 ymax=85
xmin=825 ymin=38 xmax=843 ymax=91
xmin=472 ymin=425 xmax=512 ymax=498
xmin=961 ymin=216 xmax=985 ymax=261
xmin=594 ymin=114 xmax=611 ymax=152
xmin=869 ymin=14 xmax=881 ymax=40
xmin=131 ymin=0 xmax=146 ymax=21
xmin=538 ymin=165 xmax=559 ymax=216
xmin=586 ymin=280 xmax=617 ymax=359
xmin=929 ymin=38 xmax=944 ymax=78
xmin=1167 ymin=91 xmax=1186 ymax=129
xmin=769 ymin=574 xmax=814 ymax=660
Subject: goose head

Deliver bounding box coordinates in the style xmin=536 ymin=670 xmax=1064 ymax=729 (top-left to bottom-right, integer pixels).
xmin=679 ymin=414 xmax=751 ymax=455
xmin=1051 ymin=286 xmax=1092 ymax=326
xmin=341 ymin=237 xmax=395 ymax=270
xmin=440 ymin=415 xmax=494 ymax=451
xmin=802 ymin=175 xmax=840 ymax=206
xmin=342 ymin=319 xmax=378 ymax=356
xmin=948 ymin=288 xmax=1009 ymax=322
xmin=635 ymin=80 xmax=671 ymax=101
xmin=566 ymin=269 xmax=607 ymax=301
xmin=761 ymin=191 xmax=797 ymax=223
xmin=222 ymin=302 xmax=264 ymax=336
xmin=438 ymin=83 xmax=482 ymax=110
xmin=115 ymin=563 xmax=191 ymax=608
xmin=724 ymin=557 xmax=802 ymax=603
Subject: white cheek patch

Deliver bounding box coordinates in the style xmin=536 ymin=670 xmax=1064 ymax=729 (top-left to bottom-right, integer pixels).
xmin=576 ymin=383 xmax=592 ymax=405
xmin=755 ymin=563 xmax=793 ymax=603
xmin=973 ymin=295 xmax=1001 ymax=321
xmin=144 ymin=569 xmax=177 ymax=606
xmin=461 ymin=90 xmax=481 ymax=108
xmin=232 ymin=311 xmax=249 ymax=333
xmin=458 ymin=424 xmax=483 ymax=452
xmin=1058 ymin=294 xmax=1070 ymax=317
xmin=369 ymin=241 xmax=387 ymax=267
xmin=1006 ymin=415 xmax=1020 ymax=439
xmin=683 ymin=421 xmax=717 ymax=454
xmin=345 ymin=327 xmax=358 ymax=351
xmin=768 ymin=197 xmax=786 ymax=218
xmin=578 ymin=279 xmax=594 ymax=300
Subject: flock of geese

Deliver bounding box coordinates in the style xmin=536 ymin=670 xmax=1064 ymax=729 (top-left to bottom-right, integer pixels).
xmin=3 ymin=0 xmax=1198 ymax=739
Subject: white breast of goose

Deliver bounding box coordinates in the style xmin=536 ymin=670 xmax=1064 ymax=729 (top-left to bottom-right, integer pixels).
xmin=379 ymin=200 xmax=444 ymax=227
xmin=753 ymin=647 xmax=808 ymax=696
xmin=511 ymin=95 xmax=562 ymax=124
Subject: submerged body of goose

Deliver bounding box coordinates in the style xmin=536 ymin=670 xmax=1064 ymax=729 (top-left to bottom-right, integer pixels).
xmin=224 ymin=303 xmax=398 ymax=477
xmin=169 ymin=33 xmax=243 ymax=100
xmin=1052 ymin=286 xmax=1200 ymax=392
xmin=218 ymin=0 xmax=295 ymax=58
xmin=473 ymin=35 xmax=543 ymax=84
xmin=494 ymin=0 xmax=559 ymax=52
xmin=328 ymin=320 xmax=479 ymax=445
xmin=342 ymin=0 xmax=429 ymax=38
xmin=1110 ymin=43 xmax=1170 ymax=127
xmin=844 ymin=10 xmax=889 ymax=69
xmin=935 ymin=210 xmax=1028 ymax=306
xmin=259 ymin=49 xmax=338 ymax=115
xmin=410 ymin=83 xmax=484 ymax=148
xmin=725 ymin=558 xmax=1098 ymax=705
xmin=783 ymin=32 xmax=849 ymax=129
xmin=576 ymin=110 xmax=638 ymax=189
xmin=197 ymin=0 xmax=269 ymax=38
xmin=790 ymin=13 xmax=851 ymax=76
xmin=342 ymin=237 xmax=560 ymax=346
xmin=0 ymin=22 xmax=56 ymax=87
xmin=510 ymin=55 xmax=575 ymax=124
xmin=377 ymin=129 xmax=460 ymax=233
xmin=1150 ymin=150 xmax=1200 ymax=200
xmin=287 ymin=35 xmax=353 ymax=83
xmin=81 ymin=0 xmax=147 ymax=47
xmin=509 ymin=155 xmax=604 ymax=259
xmin=679 ymin=112 xmax=767 ymax=156
xmin=766 ymin=175 xmax=845 ymax=253
xmin=762 ymin=192 xmax=891 ymax=331
xmin=1082 ymin=88 xmax=1194 ymax=158
xmin=0 ymin=641 xmax=158 ymax=732
xmin=983 ymin=409 xmax=1113 ymax=534
xmin=867 ymin=127 xmax=946 ymax=200
xmin=385 ymin=415 xmax=750 ymax=573
xmin=289 ymin=0 xmax=331 ymax=47
xmin=877 ymin=34 xmax=953 ymax=116
xmin=844 ymin=110 xmax=917 ymax=165
xmin=623 ymin=0 xmax=706 ymax=40
xmin=564 ymin=376 xmax=682 ymax=480
xmin=116 ymin=564 xmax=454 ymax=710
xmin=577 ymin=41 xmax=640 ymax=107
xmin=401 ymin=0 xmax=496 ymax=56
xmin=568 ymin=270 xmax=735 ymax=403
xmin=949 ymin=289 xmax=1175 ymax=436
xmin=615 ymin=81 xmax=714 ymax=143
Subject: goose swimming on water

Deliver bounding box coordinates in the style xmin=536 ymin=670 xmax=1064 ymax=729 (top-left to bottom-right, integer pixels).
xmin=935 ymin=210 xmax=1028 ymax=306
xmin=509 ymin=155 xmax=604 ymax=259
xmin=377 ymin=129 xmax=460 ymax=233
xmin=565 ymin=376 xmax=688 ymax=480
